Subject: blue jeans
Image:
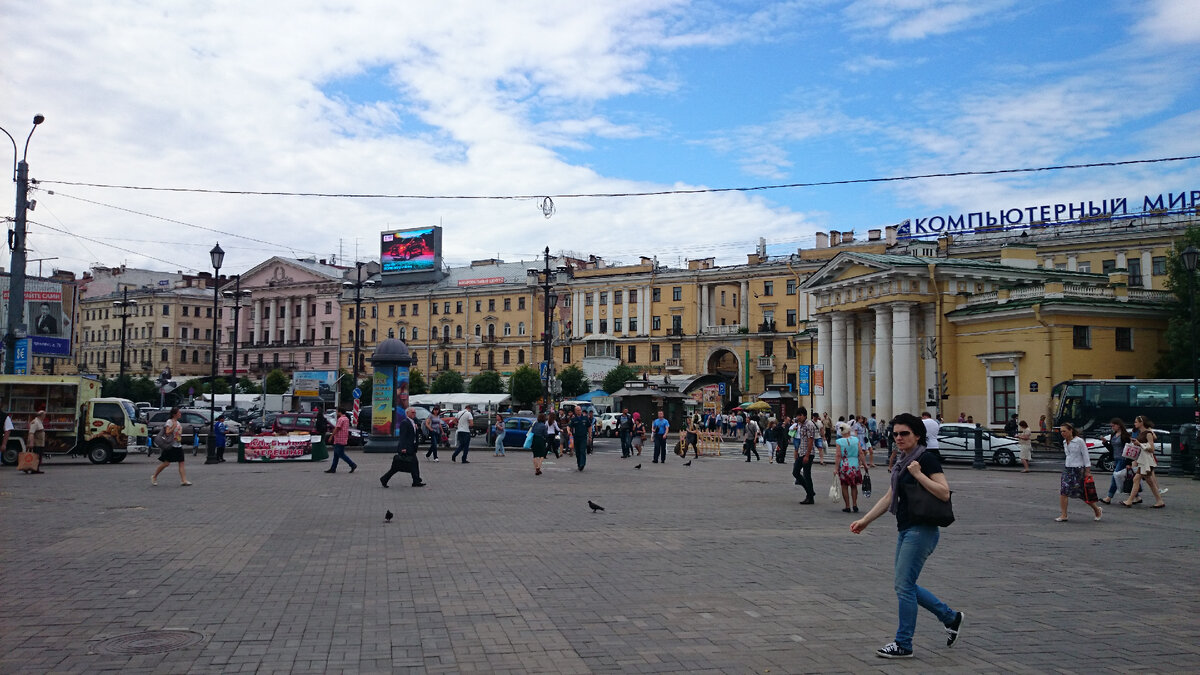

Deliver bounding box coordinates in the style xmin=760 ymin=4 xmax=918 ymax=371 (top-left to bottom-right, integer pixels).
xmin=453 ymin=431 xmax=470 ymax=461
xmin=653 ymin=434 xmax=667 ymax=463
xmin=330 ymin=444 xmax=356 ymax=471
xmin=495 ymin=433 xmax=505 ymax=455
xmin=894 ymin=525 xmax=956 ymax=650
xmin=1107 ymin=456 xmax=1130 ymax=498
xmin=427 ymin=434 xmax=440 ymax=458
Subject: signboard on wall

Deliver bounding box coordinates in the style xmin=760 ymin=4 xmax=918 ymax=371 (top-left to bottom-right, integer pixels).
xmin=380 ymin=226 xmax=441 ymax=273
xmin=813 ymin=365 xmax=825 ymax=396
xmin=292 ymin=370 xmax=337 ymax=400
xmin=1 ymin=278 xmax=76 ymax=357
xmin=797 ymin=365 xmax=811 ymax=397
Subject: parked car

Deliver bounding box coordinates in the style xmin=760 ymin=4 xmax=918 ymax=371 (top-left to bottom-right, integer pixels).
xmin=935 ymin=423 xmax=1020 ymax=466
xmin=322 ymin=412 xmax=366 ymax=446
xmin=495 ymin=416 xmax=537 ymax=448
xmin=147 ymin=408 xmax=241 ymax=447
xmin=596 ymin=412 xmax=620 ymax=437
xmin=246 ymin=413 xmax=280 ymax=435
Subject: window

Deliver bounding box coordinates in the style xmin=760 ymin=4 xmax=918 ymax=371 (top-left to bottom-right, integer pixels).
xmin=162 ymin=304 xmax=170 ymax=316
xmin=671 ymin=316 xmax=682 ymax=333
xmin=503 ymin=350 xmax=510 ymax=365
xmin=412 ymin=304 xmax=419 ymax=316
xmin=1152 ymin=256 xmax=1167 ymax=276
xmin=786 ymin=341 xmax=797 ymax=358
xmin=1077 ymin=261 xmax=1092 ymax=273
xmin=585 ymin=320 xmax=593 ymax=333
xmin=503 ymin=298 xmax=511 ymax=311
xmin=563 ymin=347 xmax=571 ymax=363
xmin=193 ymin=328 xmax=201 ymax=339
xmin=518 ymin=297 xmax=525 ymax=310
xmin=399 ymin=305 xmax=406 ymax=316
xmin=323 ymin=352 xmax=330 ymax=364
xmin=474 ymin=352 xmax=481 ymax=366
xmin=387 ymin=328 xmax=395 ymax=339
xmin=161 ymin=348 xmax=169 ymax=362
xmin=613 ymin=290 xmax=622 ymax=304
xmin=162 ymin=326 xmax=170 ymax=338
xmin=517 ymin=349 xmax=525 ymax=364
xmin=629 ymin=317 xmax=638 ymax=332
xmin=325 ymin=301 xmax=332 ymax=314
xmin=786 ymin=309 xmax=797 ymax=326
xmin=1101 ymin=259 xmax=1116 ymax=274
xmin=628 ymin=290 xmax=637 ymax=303
xmin=504 ymin=323 xmax=512 ymax=336
xmin=475 ymin=300 xmax=482 ymax=312
xmin=455 ymin=352 xmax=462 ymax=365
xmin=651 ymin=344 xmax=660 ymax=362
xmin=1127 ymin=258 xmax=1143 ymax=287
xmin=1073 ymin=325 xmax=1091 ymax=349
xmin=652 ymin=316 xmax=661 ymax=330
xmin=991 ymin=375 xmax=1016 ymax=425
xmin=627 ymin=345 xmax=637 ymax=363
xmin=371 ymin=329 xmax=377 ymax=341
xmin=653 ymin=288 xmax=661 ymax=302
xmin=457 ymin=301 xmax=463 ymax=314
xmin=387 ymin=305 xmax=394 ymax=317
xmin=324 ymin=326 xmax=331 ymax=340
xmin=431 ymin=303 xmax=438 ymax=315
xmin=600 ymin=319 xmax=607 ymax=333
xmin=585 ymin=293 xmax=593 ymax=306
xmin=517 ymin=322 xmax=525 ymax=335
xmin=488 ymin=299 xmax=495 ymax=312
xmin=786 ymin=279 xmax=796 ymax=295
xmin=348 ymin=307 xmax=355 ymax=320
xmin=182 ymin=306 xmax=189 ymax=317
xmin=599 ymin=292 xmax=607 ymax=305
xmin=411 ymin=327 xmax=419 ymax=340
xmin=763 ymin=281 xmax=773 ymax=296
xmin=613 ymin=318 xmax=622 ymax=332
xmin=1116 ymin=327 xmax=1133 ymax=351
xmin=444 ymin=302 xmax=450 ymax=314
xmin=456 ymin=325 xmax=463 ymax=338
xmin=475 ymin=324 xmax=481 ymax=336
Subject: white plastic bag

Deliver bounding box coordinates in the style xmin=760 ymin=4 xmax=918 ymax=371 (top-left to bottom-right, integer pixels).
xmin=829 ymin=476 xmax=841 ymax=502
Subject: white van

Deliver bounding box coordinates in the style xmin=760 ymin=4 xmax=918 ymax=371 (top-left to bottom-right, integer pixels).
xmin=559 ymin=400 xmax=596 ymax=416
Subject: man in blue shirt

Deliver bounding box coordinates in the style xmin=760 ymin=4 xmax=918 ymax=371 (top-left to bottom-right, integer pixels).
xmin=568 ymin=406 xmax=592 ymax=471
xmin=651 ymin=411 xmax=670 ymax=464
xmin=214 ymin=414 xmax=228 ymax=462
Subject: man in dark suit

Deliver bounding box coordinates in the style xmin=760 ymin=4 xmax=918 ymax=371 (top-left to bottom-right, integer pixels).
xmin=380 ymin=407 xmax=426 ymax=488
xmin=35 ymin=303 xmax=58 ymax=335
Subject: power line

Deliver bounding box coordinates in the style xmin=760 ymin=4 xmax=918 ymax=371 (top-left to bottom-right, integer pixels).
xmin=36 ymin=154 xmax=1200 ymax=201
xmin=28 ymin=219 xmax=196 ymax=271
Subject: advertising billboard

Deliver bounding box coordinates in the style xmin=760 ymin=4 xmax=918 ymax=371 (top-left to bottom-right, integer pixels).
xmin=1 ymin=277 xmax=76 ymax=357
xmin=292 ymin=370 xmax=337 ymax=401
xmin=380 ymin=226 xmax=441 ymax=273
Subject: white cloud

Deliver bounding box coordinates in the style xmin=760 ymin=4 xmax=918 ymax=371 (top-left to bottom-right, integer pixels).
xmin=1135 ymin=0 xmax=1200 ymax=45
xmin=843 ymin=55 xmax=902 ymax=73
xmin=843 ymin=0 xmax=1015 ymax=41
xmin=2 ymin=0 xmax=819 ymax=273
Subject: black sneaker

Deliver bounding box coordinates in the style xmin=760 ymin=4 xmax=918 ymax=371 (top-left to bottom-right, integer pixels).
xmin=945 ymin=611 xmax=963 ymax=647
xmin=875 ymin=642 xmax=913 ymax=659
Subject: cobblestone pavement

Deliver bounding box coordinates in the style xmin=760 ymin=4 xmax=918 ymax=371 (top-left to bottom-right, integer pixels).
xmin=2 ymin=437 xmax=1198 ymax=674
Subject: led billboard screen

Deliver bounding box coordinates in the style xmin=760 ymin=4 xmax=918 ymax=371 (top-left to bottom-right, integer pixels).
xmin=380 ymin=226 xmax=440 ymax=273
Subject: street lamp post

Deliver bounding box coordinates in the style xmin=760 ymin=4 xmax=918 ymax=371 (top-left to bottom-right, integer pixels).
xmin=1 ymin=114 xmax=45 ymax=374
xmin=1182 ymin=246 xmax=1199 ymax=427
xmin=529 ymin=248 xmax=567 ymax=411
xmin=222 ymin=275 xmax=251 ymax=415
xmin=112 ymin=288 xmax=138 ymax=383
xmin=343 ymin=262 xmax=375 ymax=389
xmin=205 ymin=243 xmax=224 ymax=465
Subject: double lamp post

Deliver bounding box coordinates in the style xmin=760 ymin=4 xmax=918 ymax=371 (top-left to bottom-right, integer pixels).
xmin=1 ymin=114 xmax=45 ymax=374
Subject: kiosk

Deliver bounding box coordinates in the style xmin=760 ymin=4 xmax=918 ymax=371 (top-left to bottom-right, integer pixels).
xmin=363 ymin=338 xmax=413 ymax=452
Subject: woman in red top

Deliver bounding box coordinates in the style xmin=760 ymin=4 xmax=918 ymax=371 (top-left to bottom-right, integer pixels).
xmin=325 ymin=408 xmax=357 ymax=473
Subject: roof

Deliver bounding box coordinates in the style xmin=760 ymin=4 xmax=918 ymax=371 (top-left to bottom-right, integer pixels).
xmin=945 ymin=296 xmax=1170 ymax=318
xmin=801 ymin=251 xmax=1108 ymax=290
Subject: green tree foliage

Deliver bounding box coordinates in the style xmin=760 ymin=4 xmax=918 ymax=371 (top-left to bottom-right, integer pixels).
xmin=468 ymin=370 xmax=505 ymax=394
xmin=209 ymin=376 xmax=230 ymax=395
xmin=1155 ymin=226 xmax=1200 ymax=377
xmin=601 ymin=364 xmax=638 ymax=396
xmin=508 ymin=365 xmax=542 ymax=407
xmin=358 ymin=378 xmax=373 ymax=404
xmin=431 ymin=369 xmax=465 ymax=394
xmin=338 ymin=368 xmax=353 ymax=404
xmin=558 ymin=364 xmax=590 ymax=398
xmin=237 ymin=376 xmax=261 ymax=394
xmin=264 ymin=369 xmax=290 ymax=394
xmin=103 ymin=374 xmax=157 ymax=402
xmin=409 ymin=368 xmax=429 ymax=396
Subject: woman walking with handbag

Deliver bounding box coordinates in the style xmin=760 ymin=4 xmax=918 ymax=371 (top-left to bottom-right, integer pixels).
xmin=1056 ymin=422 xmax=1102 ymax=521
xmin=152 ymin=407 xmax=191 ymax=486
xmin=530 ymin=413 xmax=550 ymax=475
xmin=1122 ymin=416 xmax=1165 ymax=508
xmin=631 ymin=413 xmax=645 ymax=457
xmin=1016 ymin=420 xmax=1033 ymax=472
xmin=850 ymin=413 xmax=963 ymax=660
xmin=835 ymin=422 xmax=863 ymax=513
xmin=1101 ymin=418 xmax=1133 ymax=503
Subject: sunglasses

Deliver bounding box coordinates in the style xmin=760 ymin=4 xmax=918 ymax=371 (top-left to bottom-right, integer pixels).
xmin=892 ymin=430 xmax=913 ymax=438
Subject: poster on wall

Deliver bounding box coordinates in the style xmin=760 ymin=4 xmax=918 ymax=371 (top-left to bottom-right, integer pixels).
xmin=241 ymin=435 xmax=319 ymax=461
xmin=292 ymin=370 xmax=337 ymax=401
xmin=813 ymin=365 xmax=825 ymax=396
xmin=372 ymin=369 xmax=394 ymax=436
xmin=1 ymin=279 xmax=75 ymax=356
xmin=380 ymin=226 xmax=441 ymax=273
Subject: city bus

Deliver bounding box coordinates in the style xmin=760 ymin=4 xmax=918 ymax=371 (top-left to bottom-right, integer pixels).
xmin=1050 ymin=379 xmax=1197 ymax=434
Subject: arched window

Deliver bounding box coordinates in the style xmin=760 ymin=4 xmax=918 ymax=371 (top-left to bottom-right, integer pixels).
xmin=473 ymin=351 xmax=481 ymax=366
xmin=456 ymin=325 xmax=463 ymax=338
xmin=474 ymin=324 xmax=481 ymax=337
xmin=203 ymin=351 xmax=211 ymax=364
xmin=443 ymin=325 xmax=450 ymax=339
xmin=455 ymin=352 xmax=462 ymax=365
xmin=503 ymin=350 xmax=510 ymax=365
xmin=348 ymin=330 xmax=355 ymax=342
xmin=411 ymin=327 xmax=419 ymax=340
xmin=192 ymin=350 xmax=199 ymax=363
xmin=517 ymin=322 xmax=525 ymax=335
xmin=518 ymin=349 xmax=525 ymax=364
xmin=371 ymin=329 xmax=377 ymax=341
xmin=503 ymin=323 xmax=511 ymax=336
xmin=387 ymin=328 xmax=394 ymax=338
xmin=180 ymin=349 xmax=188 ymax=363
xmin=487 ymin=323 xmax=496 ymax=338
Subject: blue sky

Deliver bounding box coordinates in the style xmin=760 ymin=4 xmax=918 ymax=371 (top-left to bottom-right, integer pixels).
xmin=3 ymin=1 xmax=1199 ymax=273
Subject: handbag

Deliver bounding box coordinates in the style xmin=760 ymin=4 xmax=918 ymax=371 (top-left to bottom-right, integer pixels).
xmin=391 ymin=452 xmax=415 ymax=473
xmin=523 ymin=430 xmax=534 ymax=449
xmin=1121 ymin=442 xmax=1141 ymax=460
xmin=17 ymin=450 xmax=38 ymax=471
xmin=153 ymin=431 xmax=174 ymax=451
xmin=1083 ymin=474 xmax=1099 ymax=503
xmin=901 ymin=480 xmax=955 ymax=527
xmin=861 ymin=470 xmax=872 ymax=497
xmin=1122 ymin=467 xmax=1134 ymax=494
xmin=829 ymin=477 xmax=841 ymax=502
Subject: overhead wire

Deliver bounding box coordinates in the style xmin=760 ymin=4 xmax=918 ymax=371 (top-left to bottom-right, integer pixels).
xmin=28 ymin=219 xmax=196 ymax=271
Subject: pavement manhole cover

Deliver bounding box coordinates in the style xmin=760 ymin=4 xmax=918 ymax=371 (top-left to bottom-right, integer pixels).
xmin=93 ymin=629 xmax=205 ymax=655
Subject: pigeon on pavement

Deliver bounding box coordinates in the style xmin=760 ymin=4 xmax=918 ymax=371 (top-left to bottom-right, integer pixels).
xmin=385 ymin=510 xmax=394 ymax=523
xmin=588 ymin=500 xmax=605 ymax=512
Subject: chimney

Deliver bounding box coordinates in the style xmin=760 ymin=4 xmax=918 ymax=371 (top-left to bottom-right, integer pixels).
xmin=815 ymin=232 xmax=829 ymax=249
xmin=829 ymin=231 xmax=842 ymax=247
xmin=885 ymin=226 xmax=898 ymax=246
xmin=868 ymin=229 xmax=881 ymax=241
xmin=841 ymin=230 xmax=854 ymax=243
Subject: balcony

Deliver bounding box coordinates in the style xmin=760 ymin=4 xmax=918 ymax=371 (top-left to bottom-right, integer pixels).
xmin=756 ymin=355 xmax=776 ymax=371
xmin=758 ymin=320 xmax=777 ymax=333
xmin=481 ymin=335 xmax=499 ymax=344
xmin=703 ymin=324 xmax=742 ymax=336
xmin=666 ymin=327 xmax=685 ymax=339
xmin=664 ymin=357 xmax=683 ymax=371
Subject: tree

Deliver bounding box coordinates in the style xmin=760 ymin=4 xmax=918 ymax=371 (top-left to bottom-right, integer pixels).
xmin=209 ymin=376 xmax=230 ymax=395
xmin=431 ymin=369 xmax=465 ymax=394
xmin=508 ymin=365 xmax=542 ymax=407
xmin=409 ymin=368 xmax=429 ymax=396
xmin=558 ymin=364 xmax=590 ymax=398
xmin=468 ymin=370 xmax=505 ymax=394
xmin=601 ymin=364 xmax=638 ymax=396
xmin=264 ymin=369 xmax=290 ymax=394
xmin=1155 ymin=226 xmax=1200 ymax=377
xmin=237 ymin=376 xmax=262 ymax=395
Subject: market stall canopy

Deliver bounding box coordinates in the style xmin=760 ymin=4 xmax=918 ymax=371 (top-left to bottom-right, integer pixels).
xmin=574 ymin=390 xmax=609 ymax=401
xmin=743 ymin=401 xmax=772 ymax=412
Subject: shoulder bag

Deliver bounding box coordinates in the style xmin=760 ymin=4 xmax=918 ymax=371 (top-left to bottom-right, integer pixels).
xmin=1121 ymin=442 xmax=1141 ymax=460
xmin=901 ymin=479 xmax=955 ymax=527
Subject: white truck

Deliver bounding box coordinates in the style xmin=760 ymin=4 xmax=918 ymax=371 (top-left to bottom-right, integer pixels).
xmin=0 ymin=375 xmax=147 ymax=465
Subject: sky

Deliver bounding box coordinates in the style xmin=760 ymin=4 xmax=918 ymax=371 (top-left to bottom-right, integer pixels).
xmin=3 ymin=0 xmax=1200 ymax=277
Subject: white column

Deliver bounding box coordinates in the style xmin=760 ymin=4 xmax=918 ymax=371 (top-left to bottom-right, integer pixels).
xmin=269 ymin=297 xmax=278 ymax=345
xmin=1043 ymin=257 xmax=1054 ymax=270
xmin=892 ymin=303 xmax=914 ymax=415
xmin=739 ymin=280 xmax=749 ymax=328
xmin=829 ymin=312 xmax=846 ymax=421
xmin=859 ymin=319 xmax=872 ymax=416
xmin=697 ymin=283 xmax=706 ymax=334
xmin=844 ymin=313 xmax=857 ymax=418
xmin=622 ymin=289 xmax=629 ymax=336
xmin=922 ymin=304 xmax=937 ymax=414
xmin=1116 ymin=251 xmax=1127 ymax=270
xmin=874 ymin=306 xmax=892 ymax=423
xmin=606 ymin=289 xmax=615 ymax=334
xmin=253 ymin=299 xmax=262 ymax=344
xmin=299 ymin=295 xmax=308 ymax=343
xmin=1141 ymin=250 xmax=1153 ymax=288
xmin=573 ymin=291 xmax=582 ymax=338
xmin=591 ymin=290 xmax=599 ymax=335
xmin=816 ymin=314 xmax=832 ymax=416
xmin=1066 ymin=255 xmax=1077 ymax=272
xmin=642 ymin=285 xmax=650 ymax=335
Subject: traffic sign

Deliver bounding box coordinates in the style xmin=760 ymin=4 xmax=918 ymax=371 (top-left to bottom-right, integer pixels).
xmin=717 ymin=382 xmax=726 ymax=396
xmin=352 ymin=387 xmax=362 ymax=399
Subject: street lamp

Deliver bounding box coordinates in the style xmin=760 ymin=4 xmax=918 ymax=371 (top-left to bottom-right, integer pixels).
xmin=222 ymin=275 xmax=251 ymax=416
xmin=205 ymin=242 xmax=224 ymax=465
xmin=1 ymin=114 xmax=45 ymax=374
xmin=112 ymin=288 xmax=138 ymax=383
xmin=1182 ymin=245 xmax=1199 ymax=429
xmin=527 ymin=248 xmax=569 ymax=411
xmin=342 ymin=261 xmax=376 ymax=389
